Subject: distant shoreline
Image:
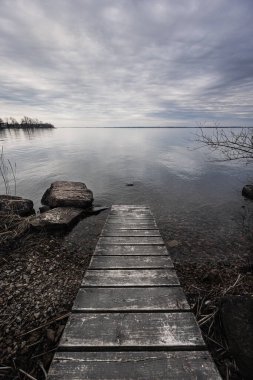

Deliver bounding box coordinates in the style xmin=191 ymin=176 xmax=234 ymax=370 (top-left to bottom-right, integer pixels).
xmin=0 ymin=124 xmax=54 ymax=129
xmin=0 ymin=116 xmax=54 ymax=129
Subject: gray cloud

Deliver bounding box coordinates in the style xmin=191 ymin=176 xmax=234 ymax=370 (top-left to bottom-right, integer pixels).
xmin=0 ymin=0 xmax=253 ymax=126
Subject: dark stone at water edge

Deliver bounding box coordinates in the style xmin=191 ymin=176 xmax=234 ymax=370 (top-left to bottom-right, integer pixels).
xmin=86 ymin=206 xmax=109 ymax=215
xmin=30 ymin=207 xmax=84 ymax=230
xmin=0 ymin=195 xmax=35 ymax=216
xmin=220 ymin=295 xmax=253 ymax=380
xmin=41 ymin=181 xmax=93 ymax=208
xmin=39 ymin=205 xmax=50 ymax=214
xmin=242 ymin=185 xmax=253 ymax=199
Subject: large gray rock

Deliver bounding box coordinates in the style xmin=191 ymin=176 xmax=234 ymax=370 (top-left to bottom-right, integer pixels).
xmin=220 ymin=295 xmax=253 ymax=380
xmin=242 ymin=185 xmax=253 ymax=200
xmin=41 ymin=181 xmax=93 ymax=208
xmin=30 ymin=207 xmax=84 ymax=229
xmin=0 ymin=195 xmax=35 ymax=216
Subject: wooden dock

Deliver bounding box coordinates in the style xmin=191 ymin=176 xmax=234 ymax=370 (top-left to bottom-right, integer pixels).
xmin=48 ymin=205 xmax=221 ymax=379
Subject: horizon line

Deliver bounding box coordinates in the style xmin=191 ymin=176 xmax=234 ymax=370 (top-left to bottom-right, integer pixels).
xmin=56 ymin=126 xmax=253 ymax=129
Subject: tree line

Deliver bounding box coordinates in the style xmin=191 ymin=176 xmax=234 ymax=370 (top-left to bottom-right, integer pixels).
xmin=0 ymin=116 xmax=54 ymax=129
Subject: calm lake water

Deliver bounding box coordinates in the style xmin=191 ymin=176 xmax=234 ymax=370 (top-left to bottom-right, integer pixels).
xmin=1 ymin=127 xmax=252 ymax=261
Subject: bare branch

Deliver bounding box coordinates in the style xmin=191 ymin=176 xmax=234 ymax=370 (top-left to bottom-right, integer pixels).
xmin=196 ymin=127 xmax=253 ymax=163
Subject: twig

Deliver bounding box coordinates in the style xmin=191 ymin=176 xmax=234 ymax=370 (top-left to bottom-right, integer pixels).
xmin=0 ymin=366 xmax=12 ymax=370
xmin=32 ymin=347 xmax=57 ymax=359
xmin=223 ymin=274 xmax=243 ymax=295
xmin=38 ymin=361 xmax=47 ymax=380
xmin=31 ymin=347 xmax=57 ymax=359
xmin=19 ymin=313 xmax=70 ymax=337
xmin=18 ymin=369 xmax=37 ymax=380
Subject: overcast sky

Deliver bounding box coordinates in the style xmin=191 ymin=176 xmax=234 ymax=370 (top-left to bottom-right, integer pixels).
xmin=0 ymin=0 xmax=253 ymax=127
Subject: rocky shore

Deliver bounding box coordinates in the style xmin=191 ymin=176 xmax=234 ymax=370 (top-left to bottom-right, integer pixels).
xmin=0 ymin=181 xmax=253 ymax=379
xmin=0 ymin=212 xmax=108 ymax=380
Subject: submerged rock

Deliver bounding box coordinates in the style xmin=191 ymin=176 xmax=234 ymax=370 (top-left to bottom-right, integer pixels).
xmin=86 ymin=206 xmax=109 ymax=215
xmin=30 ymin=207 xmax=84 ymax=230
xmin=220 ymin=295 xmax=253 ymax=380
xmin=41 ymin=181 xmax=93 ymax=208
xmin=0 ymin=195 xmax=35 ymax=216
xmin=242 ymin=185 xmax=253 ymax=200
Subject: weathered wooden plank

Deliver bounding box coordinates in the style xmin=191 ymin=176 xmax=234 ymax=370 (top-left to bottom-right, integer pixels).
xmin=48 ymin=351 xmax=221 ymax=380
xmin=109 ymin=210 xmax=153 ymax=218
xmin=94 ymin=245 xmax=168 ymax=256
xmin=59 ymin=312 xmax=205 ymax=349
xmin=108 ymin=217 xmax=154 ymax=222
xmin=103 ymin=224 xmax=158 ymax=230
xmin=106 ymin=220 xmax=156 ymax=225
xmin=111 ymin=205 xmax=149 ymax=210
xmin=81 ymin=269 xmax=179 ymax=287
xmin=73 ymin=287 xmax=189 ymax=312
xmin=110 ymin=213 xmax=152 ymax=217
xmin=98 ymin=237 xmax=164 ymax=245
xmin=110 ymin=210 xmax=152 ymax=214
xmin=101 ymin=230 xmax=161 ymax=237
xmin=110 ymin=209 xmax=152 ymax=213
xmin=109 ymin=209 xmax=152 ymax=215
xmin=89 ymin=255 xmax=173 ymax=269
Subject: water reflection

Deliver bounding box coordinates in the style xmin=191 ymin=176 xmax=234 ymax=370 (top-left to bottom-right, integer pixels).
xmin=0 ymin=127 xmax=54 ymax=141
xmin=1 ymin=127 xmax=253 ymax=261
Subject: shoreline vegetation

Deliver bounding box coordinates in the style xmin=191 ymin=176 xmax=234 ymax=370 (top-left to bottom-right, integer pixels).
xmin=0 ymin=116 xmax=54 ymax=129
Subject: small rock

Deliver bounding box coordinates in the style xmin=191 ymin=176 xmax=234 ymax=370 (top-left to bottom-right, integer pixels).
xmin=126 ymin=183 xmax=134 ymax=186
xmin=0 ymin=194 xmax=35 ymax=216
xmin=167 ymin=240 xmax=181 ymax=248
xmin=202 ymin=269 xmax=220 ymax=283
xmin=242 ymin=185 xmax=253 ymax=200
xmin=46 ymin=328 xmax=55 ymax=342
xmin=39 ymin=205 xmax=50 ymax=213
xmin=23 ymin=274 xmax=29 ymax=282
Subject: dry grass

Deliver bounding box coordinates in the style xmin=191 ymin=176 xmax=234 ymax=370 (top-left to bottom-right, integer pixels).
xmin=0 ymin=212 xmax=30 ymax=252
xmin=176 ymin=260 xmax=253 ymax=379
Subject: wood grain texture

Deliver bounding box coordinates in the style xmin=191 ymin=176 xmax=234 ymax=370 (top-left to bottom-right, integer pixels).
xmin=59 ymin=312 xmax=205 ymax=349
xmin=89 ymin=255 xmax=173 ymax=269
xmin=94 ymin=244 xmax=169 ymax=256
xmin=103 ymin=223 xmax=158 ymax=229
xmin=101 ymin=230 xmax=161 ymax=237
xmin=106 ymin=220 xmax=156 ymax=226
xmin=48 ymin=351 xmax=221 ymax=380
xmin=98 ymin=237 xmax=164 ymax=245
xmin=73 ymin=287 xmax=189 ymax=312
xmin=81 ymin=269 xmax=179 ymax=287
xmin=111 ymin=205 xmax=150 ymax=210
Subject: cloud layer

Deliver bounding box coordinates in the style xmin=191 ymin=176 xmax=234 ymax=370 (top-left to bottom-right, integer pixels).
xmin=1 ymin=0 xmax=253 ymax=127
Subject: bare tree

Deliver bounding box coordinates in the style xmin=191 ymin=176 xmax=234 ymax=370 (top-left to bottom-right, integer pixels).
xmin=196 ymin=127 xmax=253 ymax=163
